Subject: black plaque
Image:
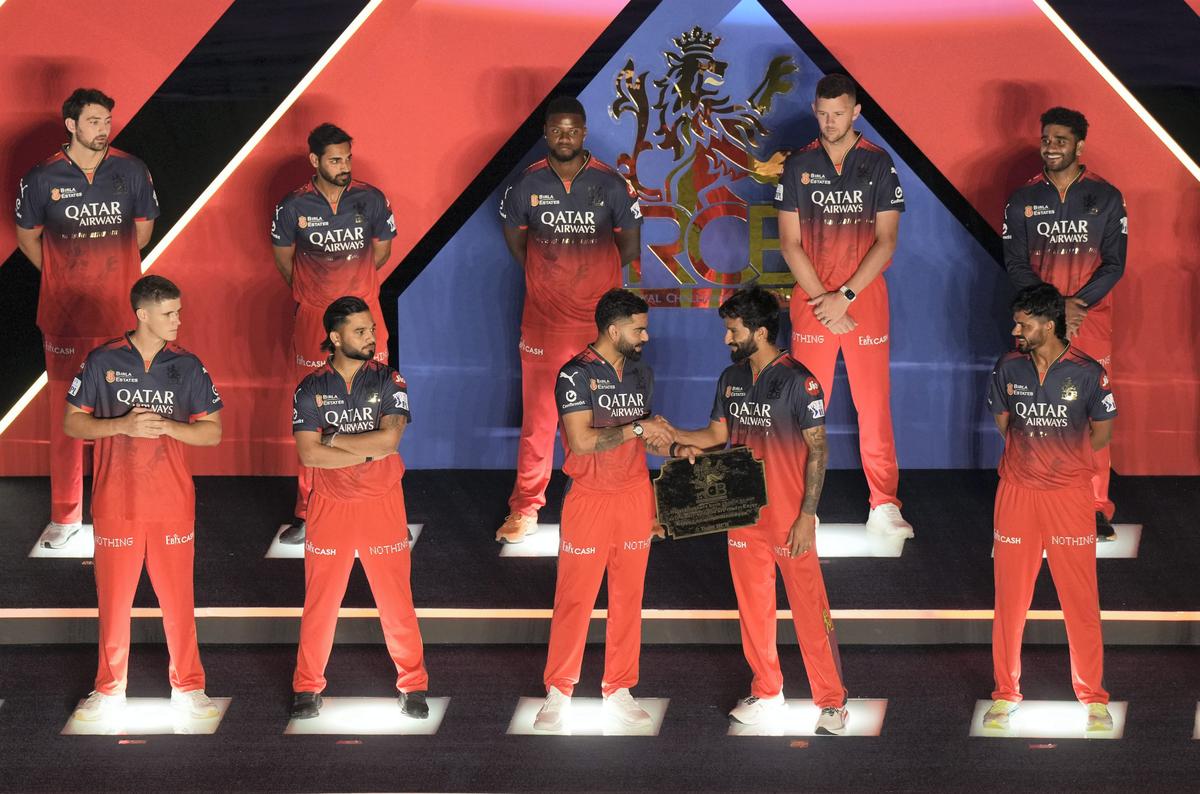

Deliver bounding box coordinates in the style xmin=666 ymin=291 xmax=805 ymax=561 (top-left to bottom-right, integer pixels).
xmin=653 ymin=447 xmax=768 ymax=539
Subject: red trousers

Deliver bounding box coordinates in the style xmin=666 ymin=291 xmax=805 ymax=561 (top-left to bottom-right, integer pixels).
xmin=92 ymin=519 xmax=205 ymax=694
xmin=727 ymin=522 xmax=846 ymax=707
xmin=992 ymin=480 xmax=1108 ymax=704
xmin=1069 ymin=328 xmax=1114 ymax=519
xmin=45 ymin=334 xmax=108 ymax=525
xmin=291 ymin=301 xmax=388 ymax=519
xmin=789 ymin=280 xmax=899 ymax=509
xmin=544 ymin=480 xmax=653 ymax=696
xmin=293 ymin=487 xmax=426 ymax=693
xmin=509 ymin=325 xmax=595 ymax=517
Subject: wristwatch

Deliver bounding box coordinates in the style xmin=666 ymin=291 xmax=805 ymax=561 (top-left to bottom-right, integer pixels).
xmin=838 ymin=285 xmax=857 ymax=302
xmin=632 ymin=421 xmax=645 ymax=438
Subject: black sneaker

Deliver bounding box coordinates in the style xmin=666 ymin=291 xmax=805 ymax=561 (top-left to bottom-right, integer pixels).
xmin=290 ymin=692 xmax=322 ymax=719
xmin=279 ymin=520 xmax=306 ymax=545
xmin=399 ymin=691 xmax=429 ymax=719
xmin=1096 ymin=511 xmax=1116 ymax=542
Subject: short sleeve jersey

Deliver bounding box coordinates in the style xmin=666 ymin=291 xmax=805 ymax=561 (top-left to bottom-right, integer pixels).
xmin=16 ymin=148 xmax=160 ymax=337
xmin=501 ymin=155 xmax=642 ymax=331
xmin=1002 ymin=168 xmax=1127 ymax=308
xmin=774 ymin=136 xmax=904 ymax=290
xmin=271 ymin=179 xmax=397 ymax=310
xmin=988 ymin=347 xmax=1116 ymax=490
xmin=66 ymin=336 xmax=221 ymax=521
xmin=292 ymin=359 xmax=410 ymax=500
xmin=711 ymin=355 xmax=825 ymax=528
xmin=555 ymin=346 xmax=652 ymax=491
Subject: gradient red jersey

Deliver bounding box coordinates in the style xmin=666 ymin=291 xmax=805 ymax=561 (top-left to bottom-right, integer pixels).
xmin=501 ymin=155 xmax=642 ymax=331
xmin=988 ymin=347 xmax=1116 ymax=491
xmin=774 ymin=136 xmax=904 ymax=290
xmin=555 ymin=346 xmax=652 ymax=492
xmin=16 ymin=147 xmax=159 ymax=337
xmin=711 ymin=355 xmax=826 ymax=526
xmin=271 ymin=179 xmax=397 ymax=310
xmin=66 ymin=336 xmax=221 ymax=521
xmin=292 ymin=360 xmax=410 ymax=500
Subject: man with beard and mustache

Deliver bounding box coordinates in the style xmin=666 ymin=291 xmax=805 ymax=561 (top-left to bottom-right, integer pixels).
xmin=271 ymin=123 xmax=397 ymax=545
xmin=669 ymin=287 xmax=848 ymax=735
xmin=1002 ymin=107 xmax=1127 ymax=541
xmin=532 ymin=289 xmax=672 ymax=732
xmin=495 ymin=96 xmax=643 ymax=545
xmin=288 ymin=297 xmax=427 ymax=720
xmin=16 ymin=88 xmax=160 ymax=550
xmin=982 ymin=284 xmax=1116 ymax=733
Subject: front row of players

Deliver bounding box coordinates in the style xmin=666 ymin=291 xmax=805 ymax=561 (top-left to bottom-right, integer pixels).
xmin=61 ymin=277 xmax=1115 ymax=733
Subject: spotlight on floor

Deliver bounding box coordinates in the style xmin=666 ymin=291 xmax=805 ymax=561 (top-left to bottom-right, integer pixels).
xmin=61 ymin=697 xmax=231 ymax=736
xmin=266 ymin=524 xmax=423 ymax=559
xmin=284 ymin=696 xmax=448 ymax=735
xmin=969 ymin=699 xmax=1126 ymax=739
xmin=506 ymin=696 xmax=668 ymax=736
xmin=726 ymin=698 xmax=888 ymax=737
xmin=29 ymin=525 xmax=95 ymax=558
xmin=498 ymin=525 xmax=562 ymax=558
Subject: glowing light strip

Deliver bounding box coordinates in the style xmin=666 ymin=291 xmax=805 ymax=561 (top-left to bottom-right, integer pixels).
xmin=1034 ymin=0 xmax=1200 ymax=183
xmin=0 ymin=372 xmax=47 ymax=437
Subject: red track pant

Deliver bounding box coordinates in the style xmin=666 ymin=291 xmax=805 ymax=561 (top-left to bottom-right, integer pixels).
xmin=92 ymin=519 xmax=204 ymax=694
xmin=292 ymin=487 xmax=426 ymax=694
xmin=727 ymin=523 xmax=846 ymax=707
xmin=544 ymin=480 xmax=653 ymax=696
xmin=789 ymin=280 xmax=899 ymax=509
xmin=509 ymin=326 xmax=595 ymax=517
xmin=290 ymin=302 xmax=388 ymax=520
xmin=45 ymin=334 xmax=108 ymax=525
xmin=1070 ymin=326 xmax=1115 ymax=519
xmin=992 ymin=480 xmax=1108 ymax=704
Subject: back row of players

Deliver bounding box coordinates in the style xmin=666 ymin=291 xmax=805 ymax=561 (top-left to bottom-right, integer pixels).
xmin=16 ymin=74 xmax=1125 ymax=731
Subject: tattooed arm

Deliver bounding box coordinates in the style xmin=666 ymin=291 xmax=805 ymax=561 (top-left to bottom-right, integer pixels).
xmin=786 ymin=424 xmax=828 ymax=557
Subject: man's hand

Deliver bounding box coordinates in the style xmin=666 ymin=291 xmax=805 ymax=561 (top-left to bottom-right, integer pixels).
xmin=825 ymin=314 xmax=857 ymax=335
xmin=640 ymin=415 xmax=675 ymax=449
xmin=1065 ymin=297 xmax=1088 ymax=339
xmin=787 ymin=512 xmax=817 ymax=557
xmin=118 ymin=407 xmax=166 ymax=439
xmin=672 ymin=444 xmax=704 ymax=464
xmin=808 ymin=291 xmax=851 ymax=326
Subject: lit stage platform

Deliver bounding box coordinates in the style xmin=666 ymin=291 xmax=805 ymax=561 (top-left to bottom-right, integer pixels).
xmin=968 ymin=699 xmax=1126 ymax=740
xmin=726 ymin=698 xmax=887 ymax=737
xmin=61 ymin=696 xmax=232 ymax=736
xmin=283 ymin=696 xmax=450 ymax=736
xmin=506 ymin=696 xmax=669 ymax=736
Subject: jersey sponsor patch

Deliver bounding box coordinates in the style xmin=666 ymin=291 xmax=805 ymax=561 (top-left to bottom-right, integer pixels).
xmin=1102 ymin=393 xmax=1116 ymax=413
xmin=774 ymin=183 xmax=784 ymax=202
xmin=805 ymin=377 xmax=820 ymax=395
xmin=808 ymin=398 xmax=825 ymax=419
xmin=68 ymin=377 xmax=81 ymax=397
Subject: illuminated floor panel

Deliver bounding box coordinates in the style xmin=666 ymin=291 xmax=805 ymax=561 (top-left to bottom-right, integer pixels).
xmin=61 ymin=696 xmax=231 ymax=735
xmin=1192 ymin=703 xmax=1200 ymax=740
xmin=506 ymin=696 xmax=668 ymax=736
xmin=991 ymin=525 xmax=1142 ymax=559
xmin=266 ymin=523 xmax=423 ymax=559
xmin=283 ymin=696 xmax=448 ymax=735
xmin=969 ymin=699 xmax=1126 ymax=739
xmin=28 ymin=525 xmax=95 ymax=558
xmin=498 ymin=525 xmax=562 ymax=558
xmin=726 ymin=698 xmax=887 ymax=737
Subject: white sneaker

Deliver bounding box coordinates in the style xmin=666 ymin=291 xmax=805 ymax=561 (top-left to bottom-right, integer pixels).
xmin=602 ymin=688 xmax=653 ymax=728
xmin=41 ymin=521 xmax=83 ymax=549
xmin=728 ymin=692 xmax=785 ymax=725
xmin=982 ymin=698 xmax=1019 ymax=730
xmin=73 ymin=690 xmax=126 ymax=722
xmin=866 ymin=504 xmax=914 ymax=539
xmin=533 ymin=686 xmax=571 ymax=732
xmin=171 ymin=689 xmax=221 ymax=719
xmin=815 ymin=704 xmax=848 ymax=735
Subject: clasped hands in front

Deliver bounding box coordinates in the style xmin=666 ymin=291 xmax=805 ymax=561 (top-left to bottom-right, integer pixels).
xmin=807 ymin=290 xmax=856 ymax=335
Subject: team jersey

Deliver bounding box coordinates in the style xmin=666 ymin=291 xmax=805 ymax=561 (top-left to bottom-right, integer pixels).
xmin=1002 ymin=168 xmax=1127 ymax=309
xmin=501 ymin=155 xmax=642 ymax=331
xmin=293 ymin=359 xmax=410 ymax=500
xmin=774 ymin=135 xmax=904 ymax=290
xmin=988 ymin=346 xmax=1116 ymax=490
xmin=711 ymin=354 xmax=826 ymax=526
xmin=66 ymin=335 xmax=221 ymax=521
xmin=16 ymin=147 xmax=159 ymax=337
xmin=271 ymin=179 xmax=397 ymax=310
xmin=555 ymin=346 xmax=652 ymax=492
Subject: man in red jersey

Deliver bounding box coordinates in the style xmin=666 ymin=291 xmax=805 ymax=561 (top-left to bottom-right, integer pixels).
xmin=1002 ymin=107 xmax=1126 ymax=540
xmin=272 ymin=123 xmax=397 ymax=544
xmin=981 ymin=284 xmax=1115 ymax=734
xmin=64 ymin=275 xmax=222 ymax=722
xmin=774 ymin=73 xmax=911 ymax=539
xmin=16 ymin=88 xmax=159 ymax=549
xmin=495 ymin=96 xmax=643 ymax=544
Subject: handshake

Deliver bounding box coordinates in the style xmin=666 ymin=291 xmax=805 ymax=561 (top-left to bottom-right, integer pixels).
xmin=636 ymin=415 xmax=703 ymax=462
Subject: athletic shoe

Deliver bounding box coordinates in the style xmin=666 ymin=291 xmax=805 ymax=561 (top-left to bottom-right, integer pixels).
xmin=865 ymin=504 xmax=914 ymax=539
xmin=1095 ymin=512 xmax=1116 ymax=542
xmin=982 ymin=698 xmax=1019 ymax=730
xmin=289 ymin=692 xmax=322 ymax=719
xmin=279 ymin=519 xmax=306 ymax=545
xmin=533 ymin=686 xmax=570 ymax=731
xmin=728 ymin=693 xmax=785 ymax=725
xmin=41 ymin=521 xmax=83 ymax=549
xmin=171 ymin=689 xmax=221 ymax=719
xmin=815 ymin=704 xmax=849 ymax=735
xmin=73 ymin=690 xmax=126 ymax=722
xmin=602 ymin=688 xmax=653 ymax=728
xmin=495 ymin=512 xmax=537 ymax=544
xmin=399 ymin=690 xmax=429 ymax=719
xmin=1086 ymin=702 xmax=1114 ymax=732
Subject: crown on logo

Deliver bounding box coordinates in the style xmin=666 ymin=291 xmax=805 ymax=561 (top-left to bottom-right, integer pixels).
xmin=674 ymin=26 xmax=720 ymax=57
xmin=691 ymin=455 xmax=727 ymax=487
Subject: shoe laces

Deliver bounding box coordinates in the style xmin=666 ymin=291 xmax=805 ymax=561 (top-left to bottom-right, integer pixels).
xmin=820 ymin=706 xmax=841 ymax=717
xmin=1087 ymin=703 xmax=1110 ymax=716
